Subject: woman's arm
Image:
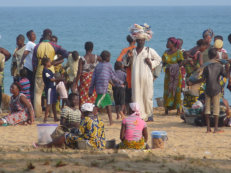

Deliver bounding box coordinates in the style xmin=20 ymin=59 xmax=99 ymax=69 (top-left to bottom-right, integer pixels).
xmin=72 ymin=58 xmax=83 ymax=92
xmin=142 ymin=127 xmax=148 ymax=142
xmin=198 ymin=52 xmax=203 ymax=66
xmin=0 ymin=47 xmax=11 ymax=61
xmin=20 ymin=95 xmax=34 ymax=124
xmin=120 ymin=123 xmax=126 ymax=141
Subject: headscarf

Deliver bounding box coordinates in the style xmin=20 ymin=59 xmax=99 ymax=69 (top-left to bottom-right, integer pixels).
xmin=168 ymin=37 xmax=180 ymax=49
xmin=214 ymin=39 xmax=223 ymax=49
xmin=81 ymin=103 xmax=95 ymax=112
xmin=129 ymin=102 xmax=141 ymax=116
xmin=202 ymin=29 xmax=214 ymax=38
xmin=129 ymin=23 xmax=153 ymax=41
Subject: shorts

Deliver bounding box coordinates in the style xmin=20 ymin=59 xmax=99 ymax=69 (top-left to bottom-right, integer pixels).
xmin=45 ymin=87 xmax=57 ymax=105
xmin=113 ymin=87 xmax=125 ymax=105
xmin=56 ymin=81 xmax=68 ymax=99
xmin=205 ymin=93 xmax=221 ymax=116
xmin=95 ymin=93 xmax=112 ymax=108
xmin=125 ymin=88 xmax=132 ymax=104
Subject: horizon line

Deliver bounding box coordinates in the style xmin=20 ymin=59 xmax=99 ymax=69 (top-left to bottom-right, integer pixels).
xmin=0 ymin=5 xmax=231 ymax=7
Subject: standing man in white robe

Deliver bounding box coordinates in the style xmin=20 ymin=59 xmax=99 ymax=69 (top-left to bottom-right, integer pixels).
xmin=129 ymin=24 xmax=162 ymax=121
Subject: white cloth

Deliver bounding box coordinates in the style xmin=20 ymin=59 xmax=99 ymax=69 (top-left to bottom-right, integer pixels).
xmin=56 ymin=81 xmax=68 ymax=99
xmin=131 ymin=47 xmax=162 ymax=120
xmin=24 ymin=41 xmax=36 ymax=71
xmin=81 ymin=103 xmax=95 ymax=112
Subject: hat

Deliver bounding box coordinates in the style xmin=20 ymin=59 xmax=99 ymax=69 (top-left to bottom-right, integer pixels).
xmin=129 ymin=23 xmax=153 ymax=41
xmin=81 ymin=103 xmax=95 ymax=112
xmin=214 ymin=39 xmax=223 ymax=49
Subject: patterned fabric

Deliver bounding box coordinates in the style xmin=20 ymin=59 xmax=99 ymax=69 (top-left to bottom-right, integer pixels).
xmin=79 ymin=71 xmax=97 ymax=107
xmin=119 ymin=138 xmax=145 ymax=149
xmin=61 ymin=106 xmax=81 ymax=128
xmin=95 ymin=93 xmax=112 ymax=108
xmin=163 ymin=50 xmax=184 ymax=110
xmin=65 ymin=116 xmax=106 ymax=149
xmin=184 ymin=51 xmax=201 ymax=78
xmin=3 ymin=94 xmax=32 ymax=125
xmin=19 ymin=77 xmax=31 ymax=99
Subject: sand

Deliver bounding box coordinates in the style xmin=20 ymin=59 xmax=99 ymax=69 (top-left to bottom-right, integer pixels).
xmin=0 ymin=107 xmax=231 ymax=173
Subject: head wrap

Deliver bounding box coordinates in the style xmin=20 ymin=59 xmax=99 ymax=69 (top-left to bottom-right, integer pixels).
xmin=168 ymin=37 xmax=180 ymax=49
xmin=129 ymin=23 xmax=153 ymax=41
xmin=202 ymin=29 xmax=214 ymax=38
xmin=129 ymin=102 xmax=141 ymax=116
xmin=81 ymin=103 xmax=95 ymax=112
xmin=214 ymin=39 xmax=223 ymax=49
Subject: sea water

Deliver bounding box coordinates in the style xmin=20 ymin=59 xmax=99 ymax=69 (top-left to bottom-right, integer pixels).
xmin=0 ymin=6 xmax=230 ymax=106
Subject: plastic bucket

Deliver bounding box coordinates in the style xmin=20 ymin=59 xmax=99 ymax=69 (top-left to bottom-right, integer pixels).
xmin=151 ymin=131 xmax=167 ymax=149
xmin=37 ymin=124 xmax=58 ymax=144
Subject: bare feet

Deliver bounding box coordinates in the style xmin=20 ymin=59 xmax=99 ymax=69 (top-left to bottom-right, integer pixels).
xmin=43 ymin=117 xmax=48 ymax=123
xmin=206 ymin=129 xmax=212 ymax=133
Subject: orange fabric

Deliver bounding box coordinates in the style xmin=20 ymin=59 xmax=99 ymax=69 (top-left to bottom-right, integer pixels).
xmin=117 ymin=45 xmax=135 ymax=89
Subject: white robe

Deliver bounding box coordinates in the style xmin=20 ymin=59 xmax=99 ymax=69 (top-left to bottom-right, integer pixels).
xmin=131 ymin=47 xmax=162 ymax=120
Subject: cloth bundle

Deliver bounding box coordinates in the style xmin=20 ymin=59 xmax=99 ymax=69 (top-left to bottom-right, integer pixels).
xmin=129 ymin=23 xmax=153 ymax=41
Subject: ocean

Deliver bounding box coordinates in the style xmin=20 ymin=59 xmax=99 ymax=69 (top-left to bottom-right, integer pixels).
xmin=0 ymin=6 xmax=231 ymax=106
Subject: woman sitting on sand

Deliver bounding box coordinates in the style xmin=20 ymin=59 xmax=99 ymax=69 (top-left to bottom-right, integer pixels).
xmin=0 ymin=82 xmax=34 ymax=126
xmin=119 ymin=103 xmax=148 ymax=149
xmin=38 ymin=103 xmax=106 ymax=150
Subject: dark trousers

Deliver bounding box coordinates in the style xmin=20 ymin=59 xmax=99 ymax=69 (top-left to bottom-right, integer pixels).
xmin=24 ymin=67 xmax=34 ymax=105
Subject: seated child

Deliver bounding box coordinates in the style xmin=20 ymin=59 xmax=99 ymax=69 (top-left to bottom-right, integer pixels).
xmin=19 ymin=68 xmax=31 ymax=100
xmin=42 ymin=58 xmax=60 ymax=122
xmin=113 ymin=61 xmax=126 ymax=119
xmin=89 ymin=50 xmax=124 ymax=125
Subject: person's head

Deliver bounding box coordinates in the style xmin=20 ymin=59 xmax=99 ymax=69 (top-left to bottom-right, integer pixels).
xmin=19 ymin=68 xmax=27 ymax=78
xmin=26 ymin=30 xmax=36 ymax=42
xmin=51 ymin=35 xmax=58 ymax=43
xmin=177 ymin=38 xmax=183 ymax=50
xmin=196 ymin=39 xmax=208 ymax=52
xmin=72 ymin=51 xmax=79 ymax=61
xmin=167 ymin=37 xmax=178 ymax=49
xmin=100 ymin=50 xmax=111 ymax=62
xmin=228 ymin=34 xmax=231 ymax=44
xmin=41 ymin=57 xmax=51 ymax=67
xmin=68 ymin=93 xmax=79 ymax=108
xmin=81 ymin=103 xmax=95 ymax=117
xmin=84 ymin=41 xmax=93 ymax=52
xmin=10 ymin=82 xmax=21 ymax=95
xmin=42 ymin=28 xmax=52 ymax=41
xmin=136 ymin=38 xmax=145 ymax=48
xmin=128 ymin=102 xmax=140 ymax=116
xmin=114 ymin=61 xmax=122 ymax=71
xmin=16 ymin=34 xmax=25 ymax=47
xmin=202 ymin=29 xmax=214 ymax=44
xmin=214 ymin=35 xmax=223 ymax=42
xmin=208 ymin=48 xmax=218 ymax=60
xmin=127 ymin=35 xmax=134 ymax=44
xmin=214 ymin=39 xmax=223 ymax=51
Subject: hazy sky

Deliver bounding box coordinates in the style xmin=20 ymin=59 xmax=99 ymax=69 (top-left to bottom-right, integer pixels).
xmin=1 ymin=0 xmax=231 ymax=7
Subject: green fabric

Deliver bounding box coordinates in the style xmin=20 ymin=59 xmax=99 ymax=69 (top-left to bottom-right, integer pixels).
xmin=95 ymin=93 xmax=112 ymax=108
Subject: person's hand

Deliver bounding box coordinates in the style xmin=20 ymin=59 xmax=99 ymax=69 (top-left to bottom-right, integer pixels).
xmin=187 ymin=80 xmax=193 ymax=86
xmin=145 ymin=58 xmax=152 ymax=69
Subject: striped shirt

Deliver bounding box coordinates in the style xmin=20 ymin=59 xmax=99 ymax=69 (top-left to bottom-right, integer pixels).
xmin=89 ymin=62 xmax=123 ymax=95
xmin=114 ymin=70 xmax=126 ymax=87
xmin=61 ymin=106 xmax=81 ymax=128
xmin=19 ymin=77 xmax=30 ymax=99
xmin=122 ymin=115 xmax=147 ymax=141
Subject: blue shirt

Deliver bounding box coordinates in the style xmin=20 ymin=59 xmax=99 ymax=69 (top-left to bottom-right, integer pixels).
xmin=89 ymin=62 xmax=123 ymax=95
xmin=42 ymin=68 xmax=56 ymax=89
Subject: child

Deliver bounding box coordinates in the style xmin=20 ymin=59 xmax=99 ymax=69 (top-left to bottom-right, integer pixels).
xmin=19 ymin=68 xmax=31 ymax=100
xmin=214 ymin=39 xmax=228 ymax=60
xmin=188 ymin=48 xmax=227 ymax=133
xmin=113 ymin=61 xmax=126 ymax=119
xmin=42 ymin=58 xmax=59 ymax=122
xmin=89 ymin=50 xmax=124 ymax=125
xmin=55 ymin=72 xmax=68 ymax=109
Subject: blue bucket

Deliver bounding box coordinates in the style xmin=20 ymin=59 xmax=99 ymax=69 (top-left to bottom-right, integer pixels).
xmin=151 ymin=131 xmax=168 ymax=141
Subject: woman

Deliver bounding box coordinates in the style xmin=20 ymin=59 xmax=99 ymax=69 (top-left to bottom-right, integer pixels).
xmin=38 ymin=103 xmax=106 ymax=150
xmin=72 ymin=42 xmax=99 ymax=107
xmin=201 ymin=29 xmax=214 ymax=64
xmin=0 ymin=82 xmax=34 ymax=126
xmin=119 ymin=103 xmax=148 ymax=149
xmin=162 ymin=37 xmax=184 ymax=115
xmin=11 ymin=34 xmax=26 ymax=81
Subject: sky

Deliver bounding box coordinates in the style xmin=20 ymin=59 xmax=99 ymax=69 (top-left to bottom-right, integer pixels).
xmin=1 ymin=0 xmax=231 ymax=7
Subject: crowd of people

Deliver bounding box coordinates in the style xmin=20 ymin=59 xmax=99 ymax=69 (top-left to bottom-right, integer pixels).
xmin=0 ymin=24 xmax=231 ymax=149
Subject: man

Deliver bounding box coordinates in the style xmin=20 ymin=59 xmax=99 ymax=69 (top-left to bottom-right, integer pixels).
xmin=20 ymin=30 xmax=36 ymax=103
xmin=129 ymin=23 xmax=162 ymax=121
xmin=116 ymin=35 xmax=136 ymax=107
xmin=32 ymin=29 xmax=68 ymax=117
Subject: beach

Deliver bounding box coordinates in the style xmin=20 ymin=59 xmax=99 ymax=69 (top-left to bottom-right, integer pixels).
xmin=0 ymin=107 xmax=231 ymax=173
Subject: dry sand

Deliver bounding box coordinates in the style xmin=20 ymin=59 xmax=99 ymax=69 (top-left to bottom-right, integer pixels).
xmin=0 ymin=107 xmax=231 ymax=173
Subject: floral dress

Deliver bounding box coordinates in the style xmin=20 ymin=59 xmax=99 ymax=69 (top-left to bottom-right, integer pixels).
xmin=163 ymin=50 xmax=184 ymax=110
xmin=65 ymin=116 xmax=106 ymax=149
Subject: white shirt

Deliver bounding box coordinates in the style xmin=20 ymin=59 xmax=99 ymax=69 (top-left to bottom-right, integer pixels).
xmin=24 ymin=41 xmax=36 ymax=71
